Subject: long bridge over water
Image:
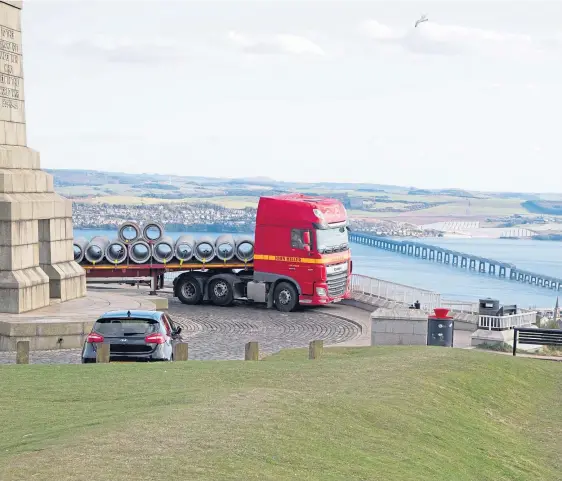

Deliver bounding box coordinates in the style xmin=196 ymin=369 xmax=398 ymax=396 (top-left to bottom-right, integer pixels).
xmin=349 ymin=233 xmax=562 ymax=291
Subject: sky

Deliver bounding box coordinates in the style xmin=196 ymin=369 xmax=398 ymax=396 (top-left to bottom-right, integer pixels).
xmin=18 ymin=0 xmax=562 ymax=192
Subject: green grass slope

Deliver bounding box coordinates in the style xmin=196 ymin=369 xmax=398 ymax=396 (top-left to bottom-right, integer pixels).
xmin=0 ymin=347 xmax=560 ymax=481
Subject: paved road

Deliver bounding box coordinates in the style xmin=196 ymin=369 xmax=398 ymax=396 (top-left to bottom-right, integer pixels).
xmin=0 ymin=298 xmax=364 ymax=364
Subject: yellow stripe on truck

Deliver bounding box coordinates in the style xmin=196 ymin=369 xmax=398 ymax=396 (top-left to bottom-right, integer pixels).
xmin=254 ymin=253 xmax=350 ymax=264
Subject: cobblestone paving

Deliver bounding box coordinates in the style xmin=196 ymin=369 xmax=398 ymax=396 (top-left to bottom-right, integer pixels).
xmin=0 ymin=297 xmax=362 ymax=364
xmin=167 ymin=298 xmax=362 ymax=360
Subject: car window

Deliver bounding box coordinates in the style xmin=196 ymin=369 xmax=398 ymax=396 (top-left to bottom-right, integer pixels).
xmin=93 ymin=318 xmax=159 ymax=336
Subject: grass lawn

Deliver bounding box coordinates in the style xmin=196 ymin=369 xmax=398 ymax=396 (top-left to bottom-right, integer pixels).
xmin=0 ymin=347 xmax=560 ymax=481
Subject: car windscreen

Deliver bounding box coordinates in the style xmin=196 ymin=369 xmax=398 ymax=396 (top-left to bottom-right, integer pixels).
xmin=93 ymin=318 xmax=160 ymax=337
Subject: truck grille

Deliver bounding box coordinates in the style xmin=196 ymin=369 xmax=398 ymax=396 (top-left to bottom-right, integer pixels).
xmin=327 ymin=271 xmax=348 ymax=297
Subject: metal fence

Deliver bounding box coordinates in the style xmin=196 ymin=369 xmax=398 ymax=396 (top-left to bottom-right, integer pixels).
xmin=478 ymin=311 xmax=537 ymax=330
xmin=440 ymin=300 xmax=479 ymax=314
xmin=350 ymin=274 xmax=442 ymax=311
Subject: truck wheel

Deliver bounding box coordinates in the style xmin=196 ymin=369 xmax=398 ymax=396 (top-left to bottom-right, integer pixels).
xmin=274 ymin=282 xmax=298 ymax=312
xmin=209 ymin=278 xmax=234 ymax=307
xmin=176 ymin=277 xmax=202 ymax=305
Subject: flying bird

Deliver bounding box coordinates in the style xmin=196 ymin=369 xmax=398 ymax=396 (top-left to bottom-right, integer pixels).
xmin=415 ymin=14 xmax=428 ymax=28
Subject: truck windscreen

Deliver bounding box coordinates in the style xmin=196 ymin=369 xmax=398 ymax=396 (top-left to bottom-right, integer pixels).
xmin=316 ymin=226 xmax=349 ymax=254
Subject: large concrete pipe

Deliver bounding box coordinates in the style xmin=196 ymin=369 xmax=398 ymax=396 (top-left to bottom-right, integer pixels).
xmin=174 ymin=235 xmax=195 ymax=262
xmin=142 ymin=222 xmax=164 ymax=243
xmin=105 ymin=238 xmax=128 ymax=264
xmin=153 ymin=236 xmax=175 ymax=264
xmin=235 ymin=236 xmax=255 ymax=262
xmin=215 ymin=234 xmax=236 ymax=262
xmin=118 ymin=221 xmax=141 ymax=244
xmin=234 ymin=236 xmax=254 ymax=262
xmin=194 ymin=235 xmax=216 ymax=263
xmin=73 ymin=237 xmax=89 ymax=263
xmin=129 ymin=239 xmax=152 ymax=264
xmin=84 ymin=236 xmax=110 ymax=264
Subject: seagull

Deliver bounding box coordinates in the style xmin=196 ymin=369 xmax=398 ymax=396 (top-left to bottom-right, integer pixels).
xmin=415 ymin=14 xmax=428 ymax=28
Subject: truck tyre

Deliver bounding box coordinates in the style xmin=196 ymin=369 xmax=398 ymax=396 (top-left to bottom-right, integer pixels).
xmin=176 ymin=276 xmax=203 ymax=305
xmin=209 ymin=278 xmax=234 ymax=307
xmin=274 ymin=282 xmax=298 ymax=312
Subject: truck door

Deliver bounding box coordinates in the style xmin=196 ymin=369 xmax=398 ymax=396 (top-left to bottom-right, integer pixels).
xmin=288 ymin=228 xmax=314 ymax=296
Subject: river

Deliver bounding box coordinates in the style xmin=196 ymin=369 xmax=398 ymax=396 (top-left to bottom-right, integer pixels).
xmin=75 ymin=230 xmax=561 ymax=309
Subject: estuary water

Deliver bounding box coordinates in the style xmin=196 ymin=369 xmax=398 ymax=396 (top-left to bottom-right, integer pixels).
xmin=75 ymin=230 xmax=562 ymax=309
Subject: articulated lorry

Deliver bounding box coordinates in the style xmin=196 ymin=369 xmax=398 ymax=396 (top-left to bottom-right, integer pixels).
xmin=171 ymin=194 xmax=352 ymax=312
xmin=79 ymin=194 xmax=352 ymax=312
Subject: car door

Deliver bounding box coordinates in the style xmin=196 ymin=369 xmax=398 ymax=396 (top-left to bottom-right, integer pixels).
xmin=289 ymin=228 xmax=314 ymax=296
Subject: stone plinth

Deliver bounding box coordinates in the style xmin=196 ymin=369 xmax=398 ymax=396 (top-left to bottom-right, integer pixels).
xmin=371 ymin=307 xmax=429 ymax=345
xmin=0 ymin=289 xmax=156 ymax=350
xmin=0 ymin=1 xmax=86 ymax=313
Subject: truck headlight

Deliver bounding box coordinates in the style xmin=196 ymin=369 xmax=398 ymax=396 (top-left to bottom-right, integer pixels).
xmin=316 ymin=287 xmax=327 ymax=297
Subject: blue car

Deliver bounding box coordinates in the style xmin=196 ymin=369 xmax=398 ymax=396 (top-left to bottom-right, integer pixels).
xmin=81 ymin=310 xmax=182 ymax=363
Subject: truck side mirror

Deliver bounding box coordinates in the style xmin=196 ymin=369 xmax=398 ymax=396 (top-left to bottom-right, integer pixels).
xmin=303 ymin=231 xmax=311 ymax=245
xmin=303 ymin=245 xmax=310 ymax=252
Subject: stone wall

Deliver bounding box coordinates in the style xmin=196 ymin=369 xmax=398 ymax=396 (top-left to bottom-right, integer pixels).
xmin=371 ymin=307 xmax=428 ymax=345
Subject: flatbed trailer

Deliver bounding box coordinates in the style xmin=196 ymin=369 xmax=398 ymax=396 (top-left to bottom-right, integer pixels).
xmin=82 ymin=262 xmax=254 ymax=291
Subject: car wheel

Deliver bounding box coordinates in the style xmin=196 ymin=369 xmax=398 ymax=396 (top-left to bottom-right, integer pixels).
xmin=274 ymin=282 xmax=298 ymax=312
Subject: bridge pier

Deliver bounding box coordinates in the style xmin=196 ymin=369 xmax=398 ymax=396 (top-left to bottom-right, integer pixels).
xmin=452 ymin=255 xmax=458 ymax=266
xmin=461 ymin=257 xmax=467 ymax=268
xmin=444 ymin=252 xmax=450 ymax=264
xmin=479 ymin=261 xmax=486 ymax=273
xmin=414 ymin=246 xmax=420 ymax=257
xmin=429 ymin=249 xmax=435 ymax=260
xmin=489 ymin=264 xmax=496 ymax=275
xmin=469 ymin=259 xmax=476 ymax=270
xmin=437 ymin=251 xmax=443 ymax=262
xmin=421 ymin=247 xmax=428 ymax=259
xmin=499 ymin=266 xmax=506 ymax=277
xmin=407 ymin=245 xmax=413 ymax=256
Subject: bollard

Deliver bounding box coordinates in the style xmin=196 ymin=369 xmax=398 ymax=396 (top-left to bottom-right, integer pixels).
xmin=96 ymin=343 xmax=110 ymax=363
xmin=245 ymin=341 xmax=259 ymax=361
xmin=16 ymin=341 xmax=30 ymax=364
xmin=309 ymin=340 xmax=323 ymax=360
xmin=173 ymin=342 xmax=189 ymax=361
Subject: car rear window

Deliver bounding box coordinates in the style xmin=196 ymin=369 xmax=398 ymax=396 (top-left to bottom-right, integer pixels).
xmin=93 ymin=318 xmax=160 ymax=336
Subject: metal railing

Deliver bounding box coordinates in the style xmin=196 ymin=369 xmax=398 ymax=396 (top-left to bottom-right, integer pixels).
xmin=441 ymin=300 xmax=479 ymax=314
xmin=350 ymin=274 xmax=442 ymax=312
xmin=478 ymin=311 xmax=537 ymax=330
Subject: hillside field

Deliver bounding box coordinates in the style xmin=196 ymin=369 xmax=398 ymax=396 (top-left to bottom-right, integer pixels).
xmin=0 ymin=347 xmax=560 ymax=481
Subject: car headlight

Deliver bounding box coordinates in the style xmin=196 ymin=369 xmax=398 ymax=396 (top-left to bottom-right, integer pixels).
xmin=316 ymin=287 xmax=327 ymax=297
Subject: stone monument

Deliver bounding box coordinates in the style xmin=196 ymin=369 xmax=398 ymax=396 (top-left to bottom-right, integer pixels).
xmin=0 ymin=0 xmax=86 ymax=313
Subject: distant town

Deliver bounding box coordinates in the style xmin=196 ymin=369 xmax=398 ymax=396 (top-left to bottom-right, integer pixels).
xmin=52 ymin=169 xmax=562 ymax=239
xmin=72 ymin=202 xmax=441 ymax=238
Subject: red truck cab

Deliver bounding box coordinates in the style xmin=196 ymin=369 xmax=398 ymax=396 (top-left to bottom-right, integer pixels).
xmin=253 ymin=194 xmax=352 ymax=310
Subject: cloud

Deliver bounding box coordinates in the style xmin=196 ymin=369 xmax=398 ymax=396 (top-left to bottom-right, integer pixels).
xmin=227 ymin=30 xmax=326 ymax=57
xmin=56 ymin=34 xmax=187 ymax=64
xmin=359 ymin=19 xmax=544 ymax=57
